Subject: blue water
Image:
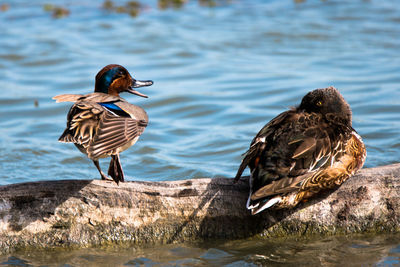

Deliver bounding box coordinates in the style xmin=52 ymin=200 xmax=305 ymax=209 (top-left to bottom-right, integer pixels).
xmin=0 ymin=0 xmax=400 ymax=265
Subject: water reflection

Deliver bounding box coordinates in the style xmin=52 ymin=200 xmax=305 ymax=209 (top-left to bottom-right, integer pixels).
xmin=1 ymin=234 xmax=400 ymax=266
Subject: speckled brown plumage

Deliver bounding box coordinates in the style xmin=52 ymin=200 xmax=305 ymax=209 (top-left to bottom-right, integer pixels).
xmin=235 ymin=86 xmax=366 ymax=214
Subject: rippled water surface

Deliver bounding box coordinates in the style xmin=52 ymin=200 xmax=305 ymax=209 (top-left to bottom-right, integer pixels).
xmin=1 ymin=0 xmax=400 ymax=265
xmin=1 ymin=234 xmax=400 ymax=266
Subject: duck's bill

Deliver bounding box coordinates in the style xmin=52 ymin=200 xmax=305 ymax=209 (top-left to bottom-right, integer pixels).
xmin=127 ymin=80 xmax=153 ymax=98
xmin=133 ymin=79 xmax=153 ymax=88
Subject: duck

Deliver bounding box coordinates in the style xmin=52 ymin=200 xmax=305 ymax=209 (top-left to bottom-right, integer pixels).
xmin=234 ymin=86 xmax=366 ymax=214
xmin=53 ymin=64 xmax=153 ymax=184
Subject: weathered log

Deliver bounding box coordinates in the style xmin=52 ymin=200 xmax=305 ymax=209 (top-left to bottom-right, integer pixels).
xmin=0 ymin=163 xmax=399 ymax=253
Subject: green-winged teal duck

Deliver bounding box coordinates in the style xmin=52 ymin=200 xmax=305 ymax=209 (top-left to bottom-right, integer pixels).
xmin=54 ymin=64 xmax=153 ymax=184
xmin=235 ymin=86 xmax=366 ymax=214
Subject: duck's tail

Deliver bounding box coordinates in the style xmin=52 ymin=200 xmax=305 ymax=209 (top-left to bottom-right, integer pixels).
xmin=108 ymin=154 xmax=124 ymax=185
xmin=247 ymin=195 xmax=282 ymax=215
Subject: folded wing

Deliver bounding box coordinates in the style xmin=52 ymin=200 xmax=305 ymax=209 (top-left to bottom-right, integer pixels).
xmin=237 ymin=111 xmax=349 ymax=202
xmin=56 ymin=94 xmax=148 ymax=159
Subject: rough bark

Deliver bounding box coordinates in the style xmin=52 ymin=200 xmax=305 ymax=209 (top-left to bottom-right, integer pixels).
xmin=0 ymin=164 xmax=399 ymax=253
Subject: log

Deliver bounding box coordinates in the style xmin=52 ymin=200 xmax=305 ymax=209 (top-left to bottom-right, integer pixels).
xmin=0 ymin=163 xmax=399 ymax=254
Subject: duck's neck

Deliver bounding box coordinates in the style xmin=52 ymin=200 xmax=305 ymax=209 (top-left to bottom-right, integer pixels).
xmin=95 ymin=78 xmax=111 ymax=94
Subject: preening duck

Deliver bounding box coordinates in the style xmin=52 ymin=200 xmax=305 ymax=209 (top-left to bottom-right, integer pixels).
xmin=235 ymin=86 xmax=366 ymax=214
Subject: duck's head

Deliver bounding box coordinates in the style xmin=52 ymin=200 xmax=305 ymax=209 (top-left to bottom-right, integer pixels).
xmin=298 ymin=86 xmax=352 ymax=126
xmin=94 ymin=64 xmax=153 ymax=97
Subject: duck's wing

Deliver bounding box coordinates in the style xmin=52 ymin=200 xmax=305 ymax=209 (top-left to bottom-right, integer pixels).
xmin=58 ymin=99 xmax=104 ymax=145
xmin=250 ymin=113 xmax=350 ymax=201
xmin=234 ymin=110 xmax=292 ymax=182
xmin=53 ymin=94 xmax=83 ymax=103
xmin=86 ymin=101 xmax=148 ymax=159
xmin=58 ymin=95 xmax=148 ymax=159
xmin=53 ymin=92 xmax=120 ymax=103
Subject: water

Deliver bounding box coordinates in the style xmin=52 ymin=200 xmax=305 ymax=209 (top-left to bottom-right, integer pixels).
xmin=0 ymin=0 xmax=399 ymax=265
xmin=1 ymin=234 xmax=400 ymax=266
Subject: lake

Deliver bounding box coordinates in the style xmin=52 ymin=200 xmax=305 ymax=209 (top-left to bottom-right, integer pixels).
xmin=0 ymin=0 xmax=399 ymax=265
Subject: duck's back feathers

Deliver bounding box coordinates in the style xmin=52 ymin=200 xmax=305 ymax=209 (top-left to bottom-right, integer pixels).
xmin=57 ymin=93 xmax=148 ymax=159
xmin=235 ymin=107 xmax=364 ymax=213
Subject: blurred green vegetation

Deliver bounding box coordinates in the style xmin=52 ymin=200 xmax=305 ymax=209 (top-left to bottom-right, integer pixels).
xmin=1 ymin=0 xmax=234 ymax=19
xmin=158 ymin=0 xmax=187 ymax=10
xmin=43 ymin=4 xmax=70 ymax=18
xmin=0 ymin=3 xmax=9 ymax=12
xmin=102 ymin=0 xmax=231 ymax=17
xmin=103 ymin=0 xmax=142 ymax=17
xmin=0 ymin=0 xmax=315 ymax=19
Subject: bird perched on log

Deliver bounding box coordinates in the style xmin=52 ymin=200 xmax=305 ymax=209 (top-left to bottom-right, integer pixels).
xmin=234 ymin=86 xmax=366 ymax=214
xmin=53 ymin=64 xmax=153 ymax=184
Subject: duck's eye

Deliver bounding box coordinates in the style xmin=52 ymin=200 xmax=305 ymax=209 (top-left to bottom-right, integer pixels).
xmin=316 ymin=100 xmax=323 ymax=106
xmin=116 ymin=70 xmax=124 ymax=78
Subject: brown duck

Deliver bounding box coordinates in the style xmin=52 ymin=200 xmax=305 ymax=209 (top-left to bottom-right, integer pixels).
xmin=234 ymin=86 xmax=366 ymax=214
xmin=53 ymin=64 xmax=153 ymax=184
